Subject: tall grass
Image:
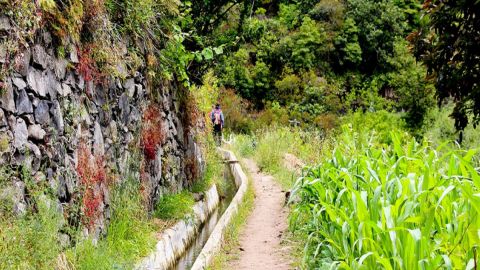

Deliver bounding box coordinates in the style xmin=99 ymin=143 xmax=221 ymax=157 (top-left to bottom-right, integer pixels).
xmin=425 ymin=102 xmax=480 ymax=152
xmin=154 ymin=191 xmax=195 ymax=220
xmin=66 ymin=154 xmax=156 ymax=269
xmin=231 ymin=127 xmax=326 ymax=189
xmin=290 ymin=126 xmax=480 ymax=269
xmin=0 ymin=195 xmax=62 ymax=270
xmin=0 ymin=165 xmax=63 ymax=270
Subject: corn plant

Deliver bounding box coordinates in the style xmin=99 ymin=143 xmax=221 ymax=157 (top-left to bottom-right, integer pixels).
xmin=290 ymin=126 xmax=480 ymax=269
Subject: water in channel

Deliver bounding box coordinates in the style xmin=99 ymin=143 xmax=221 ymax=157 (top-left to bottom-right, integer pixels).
xmin=171 ymin=165 xmax=237 ymax=270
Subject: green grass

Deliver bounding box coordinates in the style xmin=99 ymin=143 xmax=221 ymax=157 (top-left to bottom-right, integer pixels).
xmin=191 ymin=144 xmax=223 ymax=193
xmin=0 ymin=196 xmax=62 ymax=270
xmin=153 ymin=191 xmax=195 ymax=220
xmin=0 ymin=165 xmax=63 ymax=270
xmin=290 ymin=126 xmax=480 ymax=269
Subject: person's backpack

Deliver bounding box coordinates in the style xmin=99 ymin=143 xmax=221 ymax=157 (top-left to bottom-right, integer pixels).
xmin=214 ymin=110 xmax=222 ymax=125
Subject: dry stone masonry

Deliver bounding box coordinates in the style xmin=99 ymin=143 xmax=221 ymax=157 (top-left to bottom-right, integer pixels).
xmin=0 ymin=28 xmax=205 ymax=241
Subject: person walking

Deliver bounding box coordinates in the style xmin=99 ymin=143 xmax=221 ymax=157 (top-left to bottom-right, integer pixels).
xmin=210 ymin=104 xmax=224 ymax=146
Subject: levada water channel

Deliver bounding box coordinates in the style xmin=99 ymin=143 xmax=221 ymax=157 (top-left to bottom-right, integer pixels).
xmin=171 ymin=165 xmax=237 ymax=270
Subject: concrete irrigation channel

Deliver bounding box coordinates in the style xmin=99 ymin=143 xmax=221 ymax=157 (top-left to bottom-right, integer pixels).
xmin=138 ymin=149 xmax=249 ymax=270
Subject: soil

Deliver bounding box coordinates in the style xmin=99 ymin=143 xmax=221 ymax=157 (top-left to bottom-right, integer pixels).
xmin=227 ymin=159 xmax=293 ymax=270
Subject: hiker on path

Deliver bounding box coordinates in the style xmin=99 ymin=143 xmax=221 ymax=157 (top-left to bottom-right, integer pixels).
xmin=210 ymin=104 xmax=224 ymax=145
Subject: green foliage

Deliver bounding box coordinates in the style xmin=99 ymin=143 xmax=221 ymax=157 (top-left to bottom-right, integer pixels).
xmin=278 ymin=4 xmax=301 ymax=30
xmin=341 ymin=110 xmax=407 ymax=144
xmin=345 ymin=0 xmax=407 ymax=72
xmin=230 ymin=134 xmax=255 ymax=158
xmin=289 ymin=17 xmax=328 ymax=71
xmin=0 ymin=0 xmax=41 ymax=82
xmin=0 ymin=166 xmax=62 ymax=270
xmin=273 ymin=73 xmax=302 ymax=105
xmin=191 ymin=70 xmax=220 ymax=114
xmin=191 ymin=139 xmax=223 ymax=193
xmin=425 ymin=102 xmax=480 ymax=152
xmin=214 ymin=0 xmax=433 ymax=133
xmin=413 ymin=0 xmax=480 ymax=131
xmin=221 ymin=48 xmax=255 ymax=101
xmin=219 ymin=88 xmax=254 ymax=134
xmin=243 ymin=17 xmax=269 ymax=42
xmin=334 ymin=17 xmax=362 ymax=67
xmin=384 ymin=40 xmax=435 ymax=131
xmin=291 ymin=127 xmax=480 ymax=269
xmin=154 ymin=192 xmax=195 ymax=220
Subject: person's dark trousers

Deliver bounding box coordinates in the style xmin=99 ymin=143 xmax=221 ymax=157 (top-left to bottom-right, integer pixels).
xmin=213 ymin=124 xmax=222 ymax=146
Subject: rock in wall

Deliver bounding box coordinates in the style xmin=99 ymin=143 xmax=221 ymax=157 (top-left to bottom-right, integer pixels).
xmin=0 ymin=29 xmax=205 ymax=241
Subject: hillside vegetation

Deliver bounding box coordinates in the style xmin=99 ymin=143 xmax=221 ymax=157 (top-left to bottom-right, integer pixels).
xmin=1 ymin=0 xmax=480 ymax=269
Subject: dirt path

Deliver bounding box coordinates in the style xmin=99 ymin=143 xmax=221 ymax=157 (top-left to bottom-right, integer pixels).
xmin=227 ymin=159 xmax=293 ymax=270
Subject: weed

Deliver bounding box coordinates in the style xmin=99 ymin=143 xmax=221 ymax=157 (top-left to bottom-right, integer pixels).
xmin=190 ymin=139 xmax=223 ymax=193
xmin=0 ymin=165 xmax=62 ymax=270
xmin=0 ymin=134 xmax=9 ymax=153
xmin=77 ymin=44 xmax=106 ymax=94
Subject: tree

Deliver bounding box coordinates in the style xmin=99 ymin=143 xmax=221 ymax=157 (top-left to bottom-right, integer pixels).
xmin=413 ymin=0 xmax=480 ymax=132
xmin=346 ymin=0 xmax=407 ymax=73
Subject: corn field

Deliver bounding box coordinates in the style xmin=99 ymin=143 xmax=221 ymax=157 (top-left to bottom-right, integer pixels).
xmin=290 ymin=127 xmax=480 ymax=269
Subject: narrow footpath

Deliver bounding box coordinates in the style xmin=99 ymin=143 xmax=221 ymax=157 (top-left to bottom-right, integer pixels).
xmin=227 ymin=159 xmax=293 ymax=270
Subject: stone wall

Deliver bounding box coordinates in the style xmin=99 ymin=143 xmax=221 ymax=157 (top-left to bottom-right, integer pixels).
xmin=0 ymin=30 xmax=205 ymax=240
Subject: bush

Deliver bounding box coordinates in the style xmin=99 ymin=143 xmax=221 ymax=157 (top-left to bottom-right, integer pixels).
xmin=192 ymin=70 xmax=220 ymax=114
xmin=425 ymin=102 xmax=480 ymax=151
xmin=341 ymin=110 xmax=407 ymax=144
xmin=231 ymin=134 xmax=255 ymax=158
xmin=219 ymin=88 xmax=254 ymax=134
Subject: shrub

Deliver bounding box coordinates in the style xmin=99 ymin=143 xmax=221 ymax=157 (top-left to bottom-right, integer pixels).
xmin=255 ymin=101 xmax=290 ymax=129
xmin=141 ymin=105 xmax=166 ymax=160
xmin=192 ymin=70 xmax=220 ymax=114
xmin=219 ymin=88 xmax=254 ymax=134
xmin=76 ymin=142 xmax=107 ymax=228
xmin=77 ymin=44 xmax=106 ymax=93
xmin=231 ymin=134 xmax=255 ymax=158
xmin=341 ymin=110 xmax=407 ymax=144
xmin=425 ymin=102 xmax=480 ymax=151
